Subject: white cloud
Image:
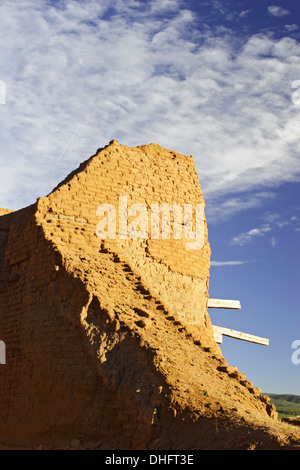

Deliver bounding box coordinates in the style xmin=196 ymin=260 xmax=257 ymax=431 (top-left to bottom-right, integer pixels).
xmin=206 ymin=192 xmax=275 ymax=223
xmin=239 ymin=10 xmax=250 ymax=18
xmin=263 ymin=212 xmax=299 ymax=228
xmin=285 ymin=24 xmax=299 ymax=32
xmin=210 ymin=260 xmax=246 ymax=266
xmin=229 ymin=208 xmax=300 ymax=247
xmin=268 ymin=5 xmax=290 ymax=17
xmin=0 ymin=0 xmax=299 ymax=215
xmin=264 ymin=212 xmax=280 ymax=223
xmin=230 ymin=225 xmax=272 ymax=246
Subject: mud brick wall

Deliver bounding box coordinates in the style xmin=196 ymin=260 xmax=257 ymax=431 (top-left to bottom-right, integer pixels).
xmin=0 ymin=203 xmax=163 ymax=446
xmin=5 ymin=141 xmax=279 ymax=449
xmin=0 ymin=209 xmax=13 ymax=275
xmin=0 ymin=141 xmax=284 ymax=449
xmin=37 ymin=141 xmax=212 ymax=327
xmin=0 ymin=141 xmax=216 ymax=445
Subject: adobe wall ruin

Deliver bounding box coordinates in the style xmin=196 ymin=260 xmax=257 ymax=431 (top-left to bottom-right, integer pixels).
xmin=39 ymin=140 xmax=212 ymax=328
xmin=0 ymin=140 xmax=298 ymax=450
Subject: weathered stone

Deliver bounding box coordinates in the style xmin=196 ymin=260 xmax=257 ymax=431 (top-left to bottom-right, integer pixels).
xmin=282 ymin=416 xmax=300 ymax=427
xmin=266 ymin=404 xmax=278 ymax=420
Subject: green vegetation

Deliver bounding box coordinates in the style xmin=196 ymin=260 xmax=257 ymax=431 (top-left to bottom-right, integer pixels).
xmin=265 ymin=394 xmax=300 ymax=420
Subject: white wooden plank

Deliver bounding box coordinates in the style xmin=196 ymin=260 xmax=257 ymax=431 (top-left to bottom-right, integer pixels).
xmin=213 ymin=325 xmax=269 ymax=346
xmin=213 ymin=329 xmax=223 ymax=344
xmin=208 ymin=298 xmax=241 ymax=309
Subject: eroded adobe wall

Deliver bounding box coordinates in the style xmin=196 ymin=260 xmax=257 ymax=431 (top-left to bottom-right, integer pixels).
xmin=0 ymin=141 xmax=215 ymax=445
xmin=38 ymin=140 xmax=212 ymax=329
xmin=0 ymin=142 xmax=292 ymax=449
xmin=0 ymin=204 xmax=166 ymax=447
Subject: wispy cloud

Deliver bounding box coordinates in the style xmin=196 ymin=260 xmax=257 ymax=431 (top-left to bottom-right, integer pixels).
xmin=206 ymin=192 xmax=276 ymax=223
xmin=229 ymin=211 xmax=299 ymax=247
xmin=263 ymin=212 xmax=299 ymax=228
xmin=230 ymin=225 xmax=271 ymax=246
xmin=285 ymin=24 xmax=299 ymax=32
xmin=239 ymin=10 xmax=250 ymax=18
xmin=268 ymin=5 xmax=290 ymax=17
xmin=210 ymin=260 xmax=246 ymax=266
xmin=0 ymin=0 xmax=299 ymax=212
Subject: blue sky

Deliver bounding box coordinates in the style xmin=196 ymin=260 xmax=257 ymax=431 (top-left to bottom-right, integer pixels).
xmin=0 ymin=0 xmax=299 ymax=394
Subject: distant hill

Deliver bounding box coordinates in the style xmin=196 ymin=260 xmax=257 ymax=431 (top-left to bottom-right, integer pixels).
xmin=265 ymin=394 xmax=300 ymax=420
